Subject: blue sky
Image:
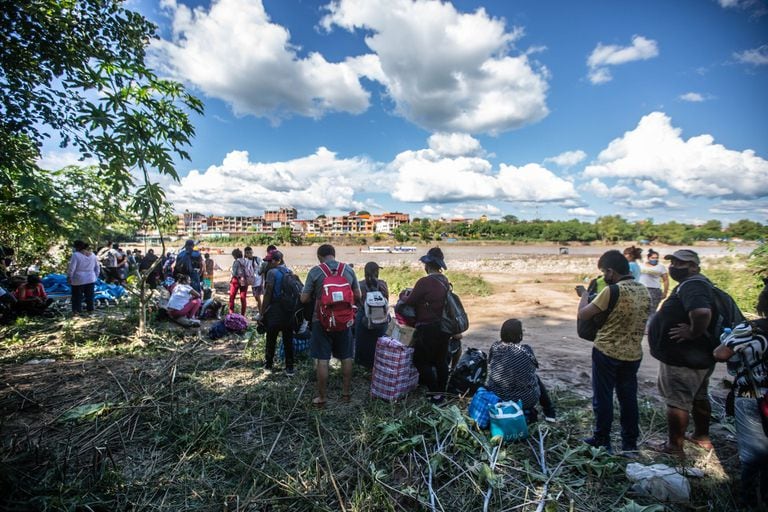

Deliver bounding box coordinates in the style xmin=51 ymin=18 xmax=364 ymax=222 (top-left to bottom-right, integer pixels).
xmin=43 ymin=0 xmax=768 ymax=223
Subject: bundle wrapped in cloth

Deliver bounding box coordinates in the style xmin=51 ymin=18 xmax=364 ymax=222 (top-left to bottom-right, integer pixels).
xmin=370 ymin=336 xmax=419 ymax=402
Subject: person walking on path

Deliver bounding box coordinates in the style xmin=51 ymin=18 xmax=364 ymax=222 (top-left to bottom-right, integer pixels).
xmin=301 ymin=244 xmax=360 ymax=408
xmin=648 ymin=249 xmax=716 ymax=456
xmin=578 ymin=250 xmax=650 ymax=455
xmin=66 ymin=240 xmax=100 ymax=316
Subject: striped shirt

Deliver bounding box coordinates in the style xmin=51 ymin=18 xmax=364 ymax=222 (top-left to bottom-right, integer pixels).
xmin=724 ymin=319 xmax=768 ymax=393
xmin=485 ymin=341 xmax=540 ymax=409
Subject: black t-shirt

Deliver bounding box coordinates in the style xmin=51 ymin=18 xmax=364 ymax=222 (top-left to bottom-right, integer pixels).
xmin=649 ymin=276 xmax=715 ymax=369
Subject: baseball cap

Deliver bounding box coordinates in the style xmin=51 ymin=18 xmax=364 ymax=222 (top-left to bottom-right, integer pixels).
xmin=664 ymin=249 xmax=700 ymax=264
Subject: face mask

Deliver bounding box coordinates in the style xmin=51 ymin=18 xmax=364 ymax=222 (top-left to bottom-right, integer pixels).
xmin=668 ymin=267 xmax=689 ymax=282
xmin=648 ymin=260 xmax=659 ymax=266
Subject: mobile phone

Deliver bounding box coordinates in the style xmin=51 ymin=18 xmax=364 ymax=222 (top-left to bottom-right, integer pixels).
xmin=575 ymin=285 xmax=586 ymax=297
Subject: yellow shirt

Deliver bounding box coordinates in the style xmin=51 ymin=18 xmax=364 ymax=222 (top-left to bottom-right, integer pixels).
xmin=592 ymin=280 xmax=650 ymax=361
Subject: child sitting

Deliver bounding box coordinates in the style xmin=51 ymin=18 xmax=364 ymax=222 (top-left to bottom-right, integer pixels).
xmin=486 ymin=318 xmax=556 ymax=423
xmin=13 ymin=275 xmax=53 ymax=316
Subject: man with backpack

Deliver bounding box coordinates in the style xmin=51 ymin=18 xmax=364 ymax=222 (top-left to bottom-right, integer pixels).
xmin=300 ymin=244 xmax=361 ymax=408
xmin=260 ymin=250 xmax=299 ymax=376
xmin=649 ymin=249 xmax=738 ymax=456
xmin=577 ymin=250 xmax=650 ymax=455
xmin=174 ymin=240 xmax=203 ymax=292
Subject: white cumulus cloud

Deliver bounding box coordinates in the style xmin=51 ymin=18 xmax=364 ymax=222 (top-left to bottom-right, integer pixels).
xmin=544 ymin=150 xmax=587 ymax=168
xmin=679 ymin=92 xmax=706 ymax=102
xmin=153 ymin=0 xmax=370 ymax=121
xmin=709 ymin=199 xmax=768 ymax=216
xmin=581 ymin=178 xmax=633 ymax=199
xmin=167 ymin=148 xmax=379 ymax=215
xmin=587 ymin=35 xmax=659 ymax=84
xmin=321 ymin=0 xmax=549 ymax=134
xmin=567 ymin=207 xmax=598 ymax=217
xmin=718 ymin=0 xmax=767 ymax=16
xmin=428 ymin=133 xmax=482 ymax=157
xmin=734 ymin=44 xmax=768 ymax=65
xmin=584 ymin=111 xmax=768 ymax=198
xmin=391 ymin=139 xmax=577 ymax=203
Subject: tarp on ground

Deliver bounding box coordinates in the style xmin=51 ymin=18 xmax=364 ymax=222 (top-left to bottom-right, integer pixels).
xmin=41 ymin=274 xmax=126 ymax=302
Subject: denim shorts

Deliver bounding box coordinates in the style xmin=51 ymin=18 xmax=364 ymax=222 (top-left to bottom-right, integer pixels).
xmin=310 ymin=321 xmax=353 ymax=360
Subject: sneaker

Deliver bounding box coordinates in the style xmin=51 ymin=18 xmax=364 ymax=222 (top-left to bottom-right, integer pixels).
xmin=429 ymin=395 xmax=445 ymax=406
xmin=582 ymin=436 xmax=613 ymax=454
xmin=544 ymin=416 xmax=558 ymax=424
xmin=285 ymin=368 xmax=295 ymax=377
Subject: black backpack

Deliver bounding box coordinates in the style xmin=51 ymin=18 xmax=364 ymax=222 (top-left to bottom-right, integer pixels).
xmin=431 ymin=275 xmax=469 ymax=336
xmin=174 ymin=251 xmax=193 ymax=276
xmin=577 ymin=284 xmax=619 ymax=341
xmin=447 ymin=348 xmax=487 ymax=396
xmin=677 ymin=276 xmax=745 ymax=346
xmin=273 ymin=267 xmax=304 ymax=318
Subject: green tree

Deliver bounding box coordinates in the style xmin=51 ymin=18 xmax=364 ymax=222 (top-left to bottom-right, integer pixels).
xmin=1 ymin=0 xmax=203 ymax=334
xmin=595 ymin=215 xmax=635 ymax=242
xmin=727 ymin=219 xmax=766 ymax=240
xmin=654 ymin=221 xmax=692 ymax=245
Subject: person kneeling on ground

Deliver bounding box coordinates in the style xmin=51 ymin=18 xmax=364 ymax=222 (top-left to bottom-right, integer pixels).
xmin=486 ymin=318 xmax=557 ymax=423
xmin=167 ymin=274 xmax=201 ymax=320
xmin=13 ymin=275 xmax=53 ymax=316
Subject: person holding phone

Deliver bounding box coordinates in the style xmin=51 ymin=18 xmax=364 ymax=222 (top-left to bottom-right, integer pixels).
xmin=577 ymin=250 xmax=650 ymax=455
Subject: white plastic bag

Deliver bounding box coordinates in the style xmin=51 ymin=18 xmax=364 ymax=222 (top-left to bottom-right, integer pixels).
xmin=625 ymin=463 xmax=690 ymax=503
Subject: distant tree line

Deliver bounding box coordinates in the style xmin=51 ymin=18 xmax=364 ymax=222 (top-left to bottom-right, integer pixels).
xmin=392 ymin=215 xmax=766 ymax=244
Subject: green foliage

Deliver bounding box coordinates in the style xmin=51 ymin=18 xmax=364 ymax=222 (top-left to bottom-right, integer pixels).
xmin=1 ymin=0 xmax=202 ymax=290
xmin=748 ymin=244 xmax=768 ymax=277
xmin=379 ymin=266 xmax=491 ymax=298
xmin=707 ymin=265 xmax=764 ymax=316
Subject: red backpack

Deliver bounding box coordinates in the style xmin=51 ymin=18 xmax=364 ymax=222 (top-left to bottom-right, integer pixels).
xmin=317 ymin=262 xmax=356 ymax=331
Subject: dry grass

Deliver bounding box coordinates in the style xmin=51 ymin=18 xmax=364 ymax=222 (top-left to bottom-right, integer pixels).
xmin=0 ymin=302 xmax=744 ymax=511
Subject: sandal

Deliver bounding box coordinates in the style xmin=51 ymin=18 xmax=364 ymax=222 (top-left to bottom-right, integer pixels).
xmin=685 ymin=434 xmax=714 ymax=450
xmin=649 ymin=441 xmax=685 ymax=457
xmin=312 ymin=397 xmax=327 ymax=409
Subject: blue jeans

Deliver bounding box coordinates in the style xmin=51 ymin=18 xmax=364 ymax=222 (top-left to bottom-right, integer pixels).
xmin=735 ymin=397 xmax=768 ymax=506
xmin=71 ymin=282 xmax=95 ymax=313
xmin=591 ymin=347 xmax=641 ymax=449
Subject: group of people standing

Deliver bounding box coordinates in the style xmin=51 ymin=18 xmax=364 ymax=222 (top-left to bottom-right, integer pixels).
xmin=579 ymin=247 xmax=768 ymax=508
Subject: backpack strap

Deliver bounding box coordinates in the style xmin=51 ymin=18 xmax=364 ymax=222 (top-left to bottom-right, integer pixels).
xmin=605 ymin=284 xmax=619 ymax=315
xmin=319 ymin=262 xmax=332 ymax=277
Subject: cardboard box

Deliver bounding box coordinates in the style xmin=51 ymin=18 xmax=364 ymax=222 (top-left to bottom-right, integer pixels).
xmin=386 ymin=319 xmax=416 ymax=346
